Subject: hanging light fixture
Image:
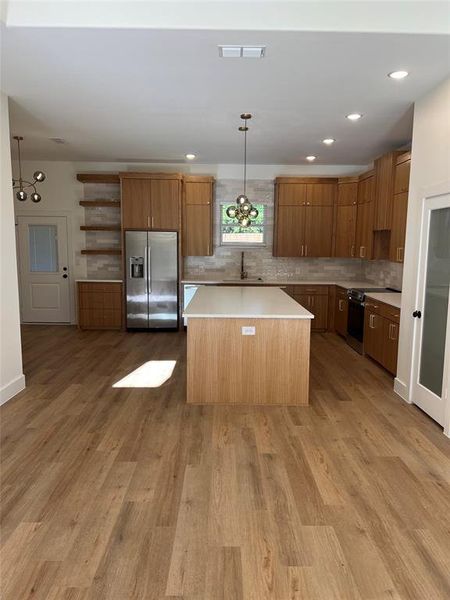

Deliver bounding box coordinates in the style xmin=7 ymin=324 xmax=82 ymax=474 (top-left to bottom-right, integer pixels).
xmin=226 ymin=113 xmax=259 ymax=228
xmin=12 ymin=136 xmax=46 ymax=203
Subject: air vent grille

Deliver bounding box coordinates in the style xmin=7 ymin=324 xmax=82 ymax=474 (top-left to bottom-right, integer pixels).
xmin=218 ymin=46 xmax=265 ymax=59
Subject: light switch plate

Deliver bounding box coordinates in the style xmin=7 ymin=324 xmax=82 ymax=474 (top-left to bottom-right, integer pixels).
xmin=241 ymin=326 xmax=256 ymax=335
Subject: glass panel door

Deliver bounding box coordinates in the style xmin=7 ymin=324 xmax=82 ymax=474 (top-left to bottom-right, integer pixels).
xmin=418 ymin=207 xmax=450 ymax=396
xmin=28 ymin=224 xmax=58 ymax=272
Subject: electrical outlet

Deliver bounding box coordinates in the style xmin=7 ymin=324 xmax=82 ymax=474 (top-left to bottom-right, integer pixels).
xmin=241 ymin=326 xmax=256 ymax=336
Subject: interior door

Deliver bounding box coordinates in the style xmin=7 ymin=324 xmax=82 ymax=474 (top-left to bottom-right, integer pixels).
xmin=411 ymin=193 xmax=450 ymax=425
xmin=17 ymin=215 xmax=70 ymax=323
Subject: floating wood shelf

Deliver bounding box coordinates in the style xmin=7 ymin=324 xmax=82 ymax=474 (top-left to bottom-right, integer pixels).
xmin=81 ymin=249 xmax=122 ymax=255
xmin=79 ymin=200 xmax=120 ymax=207
xmin=80 ymin=225 xmax=121 ymax=231
xmin=77 ymin=173 xmax=120 ymax=184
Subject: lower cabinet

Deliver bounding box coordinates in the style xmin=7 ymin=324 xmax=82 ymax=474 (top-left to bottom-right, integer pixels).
xmin=364 ymin=299 xmax=400 ymax=374
xmin=334 ymin=287 xmax=349 ymax=337
xmin=78 ymin=282 xmax=123 ymax=330
xmin=292 ymin=285 xmax=329 ymax=331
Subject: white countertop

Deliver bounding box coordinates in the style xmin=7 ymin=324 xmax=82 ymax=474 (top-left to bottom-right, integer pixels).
xmin=366 ymin=292 xmax=402 ymax=309
xmin=183 ymin=286 xmax=314 ymax=319
xmin=76 ymin=279 xmax=123 ymax=283
xmin=182 ymin=277 xmax=376 ymax=289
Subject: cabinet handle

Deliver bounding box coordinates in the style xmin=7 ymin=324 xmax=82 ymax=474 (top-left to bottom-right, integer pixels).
xmin=369 ymin=314 xmax=375 ymax=328
xmin=338 ymin=299 xmax=344 ymax=311
xmin=388 ymin=323 xmax=398 ymax=340
xmin=351 ymin=245 xmax=355 ymax=257
xmin=398 ymin=247 xmax=403 ymax=262
xmin=360 ymin=246 xmax=366 ymax=258
xmin=147 ymin=215 xmax=150 ymax=228
xmin=151 ymin=216 xmax=155 ymax=228
xmin=305 ymin=245 xmax=308 ymax=256
xmin=301 ymin=244 xmax=304 ymax=257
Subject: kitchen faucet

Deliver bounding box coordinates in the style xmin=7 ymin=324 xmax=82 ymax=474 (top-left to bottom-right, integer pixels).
xmin=240 ymin=251 xmax=248 ymax=280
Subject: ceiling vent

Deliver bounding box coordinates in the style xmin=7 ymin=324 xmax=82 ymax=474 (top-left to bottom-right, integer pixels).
xmin=219 ymin=45 xmax=265 ymax=59
xmin=50 ymin=137 xmax=65 ymax=144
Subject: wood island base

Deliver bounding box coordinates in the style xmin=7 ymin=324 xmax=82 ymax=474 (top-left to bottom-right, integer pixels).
xmin=187 ymin=317 xmax=311 ymax=405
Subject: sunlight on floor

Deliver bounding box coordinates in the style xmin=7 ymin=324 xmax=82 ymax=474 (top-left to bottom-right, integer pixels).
xmin=112 ymin=360 xmax=176 ymax=388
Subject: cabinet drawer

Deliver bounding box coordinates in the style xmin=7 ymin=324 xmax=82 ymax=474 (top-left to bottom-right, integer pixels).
xmin=380 ymin=303 xmax=401 ymax=323
xmin=78 ymin=282 xmax=121 ymax=293
xmin=293 ymin=284 xmax=328 ymax=295
xmin=364 ymin=299 xmax=382 ymax=315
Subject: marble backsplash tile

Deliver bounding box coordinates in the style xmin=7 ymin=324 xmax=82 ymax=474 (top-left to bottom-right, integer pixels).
xmin=364 ymin=260 xmax=404 ymax=290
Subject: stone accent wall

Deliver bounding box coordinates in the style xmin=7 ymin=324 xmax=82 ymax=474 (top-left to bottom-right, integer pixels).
xmin=364 ymin=260 xmax=404 ymax=290
xmin=82 ymin=182 xmax=123 ymax=279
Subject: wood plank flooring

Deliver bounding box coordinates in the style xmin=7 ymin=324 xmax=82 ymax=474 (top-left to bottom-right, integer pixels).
xmin=1 ymin=325 xmax=449 ymax=599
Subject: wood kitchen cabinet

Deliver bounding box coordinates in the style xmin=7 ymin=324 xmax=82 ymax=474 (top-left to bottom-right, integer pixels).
xmin=334 ymin=177 xmax=358 ymax=258
xmin=364 ymin=299 xmax=401 ymax=374
xmin=182 ymin=176 xmax=214 ymax=256
xmin=334 ymin=286 xmax=349 ymax=337
xmin=120 ymin=173 xmax=182 ymax=230
xmin=292 ymin=285 xmax=329 ymax=331
xmin=355 ymin=171 xmax=374 ymax=259
xmin=389 ymin=152 xmax=410 ymax=263
xmin=274 ymin=178 xmax=337 ymax=257
xmin=373 ymin=151 xmax=401 ymax=231
xmin=78 ymin=282 xmax=122 ymax=330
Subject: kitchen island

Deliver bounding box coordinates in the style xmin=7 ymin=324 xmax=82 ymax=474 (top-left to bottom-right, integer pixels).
xmin=183 ymin=286 xmax=313 ymax=405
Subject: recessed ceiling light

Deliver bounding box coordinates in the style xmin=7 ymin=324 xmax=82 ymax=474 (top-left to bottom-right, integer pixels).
xmin=388 ymin=70 xmax=409 ymax=80
xmin=346 ymin=113 xmax=363 ymax=121
xmin=185 ymin=153 xmax=196 ymax=160
xmin=322 ymin=138 xmax=335 ymax=145
xmin=306 ymin=155 xmax=316 ymax=162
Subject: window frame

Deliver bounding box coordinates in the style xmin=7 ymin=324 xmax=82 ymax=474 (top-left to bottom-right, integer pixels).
xmin=219 ymin=202 xmax=267 ymax=248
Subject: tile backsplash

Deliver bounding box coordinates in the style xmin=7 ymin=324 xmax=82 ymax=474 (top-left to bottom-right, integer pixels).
xmin=184 ymin=178 xmax=404 ymax=286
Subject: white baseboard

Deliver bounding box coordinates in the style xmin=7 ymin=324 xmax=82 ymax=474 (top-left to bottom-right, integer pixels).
xmin=0 ymin=374 xmax=26 ymax=406
xmin=394 ymin=377 xmax=411 ymax=403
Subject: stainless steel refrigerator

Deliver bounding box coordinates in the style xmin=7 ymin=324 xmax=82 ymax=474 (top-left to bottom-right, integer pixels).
xmin=125 ymin=231 xmax=178 ymax=329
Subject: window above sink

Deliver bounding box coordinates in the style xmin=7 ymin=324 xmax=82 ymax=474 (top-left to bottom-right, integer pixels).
xmin=220 ymin=203 xmax=266 ymax=247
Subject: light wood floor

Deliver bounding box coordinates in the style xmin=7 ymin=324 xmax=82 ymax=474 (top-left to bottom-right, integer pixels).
xmin=1 ymin=326 xmax=450 ymax=600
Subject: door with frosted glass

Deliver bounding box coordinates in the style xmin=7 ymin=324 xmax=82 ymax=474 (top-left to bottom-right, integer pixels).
xmin=17 ymin=216 xmax=70 ymax=323
xmin=412 ymin=194 xmax=450 ymax=425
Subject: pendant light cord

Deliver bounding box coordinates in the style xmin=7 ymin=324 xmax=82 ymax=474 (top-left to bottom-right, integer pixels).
xmin=243 ymin=125 xmax=247 ymax=196
xmin=17 ymin=137 xmax=23 ymax=187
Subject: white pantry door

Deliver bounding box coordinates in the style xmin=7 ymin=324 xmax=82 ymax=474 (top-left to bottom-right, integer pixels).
xmin=17 ymin=215 xmax=71 ymax=323
xmin=411 ymin=193 xmax=450 ymax=425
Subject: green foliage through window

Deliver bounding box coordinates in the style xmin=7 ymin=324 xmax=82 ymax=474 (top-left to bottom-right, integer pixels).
xmin=221 ymin=204 xmax=265 ymax=245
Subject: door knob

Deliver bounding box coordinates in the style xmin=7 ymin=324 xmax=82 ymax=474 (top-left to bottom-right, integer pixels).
xmin=62 ymin=274 xmax=68 ymax=279
xmin=412 ymin=310 xmax=421 ymax=318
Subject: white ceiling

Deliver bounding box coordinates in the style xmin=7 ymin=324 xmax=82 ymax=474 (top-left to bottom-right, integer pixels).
xmin=2 ymin=23 xmax=449 ymax=164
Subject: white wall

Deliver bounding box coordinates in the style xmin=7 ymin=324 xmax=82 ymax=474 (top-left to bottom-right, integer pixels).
xmin=395 ymin=78 xmax=450 ymax=428
xmin=0 ymin=93 xmax=25 ymax=405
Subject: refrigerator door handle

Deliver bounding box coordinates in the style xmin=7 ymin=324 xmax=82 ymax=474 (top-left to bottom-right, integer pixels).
xmin=147 ymin=245 xmax=152 ymax=293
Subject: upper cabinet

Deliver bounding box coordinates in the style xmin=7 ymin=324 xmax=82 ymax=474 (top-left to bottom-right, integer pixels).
xmin=373 ymin=151 xmax=401 ymax=230
xmin=389 ymin=152 xmax=411 ymax=262
xmin=355 ymin=171 xmax=374 ymax=259
xmin=334 ymin=177 xmax=358 ymax=258
xmin=182 ymin=176 xmax=214 ymax=256
xmin=120 ymin=173 xmax=182 ymax=231
xmin=274 ymin=178 xmax=337 ymax=257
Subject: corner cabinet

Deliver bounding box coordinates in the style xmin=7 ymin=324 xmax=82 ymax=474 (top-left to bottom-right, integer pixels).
xmin=334 ymin=177 xmax=358 ymax=258
xmin=120 ymin=173 xmax=182 ymax=230
xmin=273 ymin=178 xmax=337 ymax=257
xmin=182 ymin=176 xmax=214 ymax=256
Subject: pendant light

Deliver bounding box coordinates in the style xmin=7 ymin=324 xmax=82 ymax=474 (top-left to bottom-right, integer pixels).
xmin=12 ymin=136 xmax=46 ymax=203
xmin=226 ymin=113 xmax=259 ymax=227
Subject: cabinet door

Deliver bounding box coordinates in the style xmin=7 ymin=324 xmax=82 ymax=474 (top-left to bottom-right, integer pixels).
xmin=364 ymin=310 xmax=384 ymax=363
xmin=394 ymin=159 xmax=410 ymax=194
xmin=150 ymin=179 xmax=180 ymax=230
xmin=355 ymin=200 xmax=374 ymax=259
xmin=306 ymin=183 xmax=336 ymax=206
xmin=121 ymin=179 xmax=152 ymax=229
xmin=374 ymin=152 xmax=397 ymax=230
xmin=382 ymin=319 xmax=399 ymax=374
xmin=357 ymin=175 xmax=374 ymax=205
xmin=334 ymin=204 xmax=357 ymax=257
xmin=277 ymin=183 xmax=307 ymax=205
xmin=274 ymin=205 xmax=305 ymax=256
xmin=304 ymin=205 xmax=333 ymax=257
xmin=309 ymin=294 xmax=329 ymax=331
xmin=183 ymin=204 xmax=212 ymax=256
xmin=389 ymin=191 xmax=408 ymax=262
xmin=335 ymin=293 xmax=348 ymax=336
xmin=185 ymin=181 xmax=212 ymax=205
